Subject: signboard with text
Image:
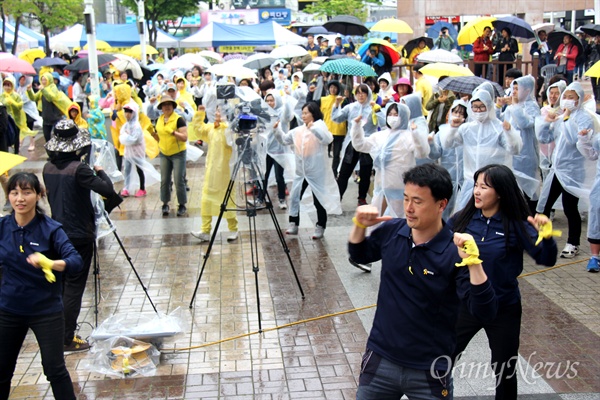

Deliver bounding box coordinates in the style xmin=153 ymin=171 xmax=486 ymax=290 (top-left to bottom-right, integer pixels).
xmin=425 ymin=16 xmax=460 ymax=25
xmin=259 ymin=8 xmax=291 ymax=25
xmin=203 ymin=9 xmax=260 ymax=25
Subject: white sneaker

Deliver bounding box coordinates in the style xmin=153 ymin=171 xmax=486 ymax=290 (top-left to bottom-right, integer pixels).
xmin=560 ymin=243 xmax=579 ymax=259
xmin=312 ymin=225 xmax=325 ymax=240
xmin=227 ymin=231 xmax=238 ymax=242
xmin=278 ymin=199 xmax=287 ymax=210
xmin=286 ymin=222 xmax=298 ymax=235
xmin=191 ymin=231 xmax=211 ymax=242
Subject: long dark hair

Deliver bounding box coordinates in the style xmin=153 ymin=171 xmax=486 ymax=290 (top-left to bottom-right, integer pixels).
xmin=452 ymin=164 xmax=531 ymax=248
xmin=7 ymin=172 xmax=46 ymax=216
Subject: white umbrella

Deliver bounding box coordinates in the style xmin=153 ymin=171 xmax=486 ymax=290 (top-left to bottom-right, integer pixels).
xmin=244 ymin=53 xmax=276 ymax=70
xmin=208 ymin=62 xmax=257 ymax=79
xmin=163 ymin=58 xmax=195 ymax=71
xmin=311 ymin=56 xmax=329 ymax=65
xmin=112 ymin=54 xmax=143 ymax=79
xmin=177 ymin=53 xmax=211 ymax=69
xmin=303 ymin=63 xmax=322 ymax=73
xmin=50 ymin=42 xmax=70 ymax=54
xmin=198 ymin=50 xmax=223 ymax=63
xmin=415 ymin=49 xmax=463 ymax=64
xmin=270 ymin=45 xmax=308 ymax=59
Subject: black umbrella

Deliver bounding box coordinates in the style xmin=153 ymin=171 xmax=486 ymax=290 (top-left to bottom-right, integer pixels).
xmin=548 ymin=28 xmax=584 ymax=57
xmin=323 ymin=15 xmax=369 ymax=36
xmin=65 ymin=54 xmax=117 ymax=73
xmin=492 ymin=16 xmax=535 ymax=40
xmin=580 ymin=23 xmax=600 ymax=37
xmin=402 ymin=36 xmax=435 ymax=59
xmin=437 ymin=76 xmax=504 ymax=97
xmin=33 ymin=57 xmax=68 ymax=68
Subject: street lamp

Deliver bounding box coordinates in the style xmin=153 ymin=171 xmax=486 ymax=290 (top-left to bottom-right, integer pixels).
xmin=137 ymin=0 xmax=147 ymax=66
xmin=83 ymin=0 xmax=100 ymax=97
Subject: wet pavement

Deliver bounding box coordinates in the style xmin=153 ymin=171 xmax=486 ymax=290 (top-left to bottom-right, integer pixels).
xmin=5 ymin=128 xmax=600 ymax=399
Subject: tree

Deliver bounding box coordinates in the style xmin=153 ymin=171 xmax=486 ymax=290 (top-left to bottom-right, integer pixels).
xmin=1 ymin=0 xmax=34 ymax=54
xmin=120 ymin=0 xmax=200 ymax=48
xmin=304 ymin=0 xmax=381 ymax=21
xmin=28 ymin=0 xmax=83 ymax=53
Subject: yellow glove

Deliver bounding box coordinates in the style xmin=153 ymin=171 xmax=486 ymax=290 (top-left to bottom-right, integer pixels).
xmin=455 ymin=239 xmax=483 ymax=267
xmin=35 ymin=252 xmax=56 ymax=283
xmin=535 ymin=220 xmax=562 ymax=246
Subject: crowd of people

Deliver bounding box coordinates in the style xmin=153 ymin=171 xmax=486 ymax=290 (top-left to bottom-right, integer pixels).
xmin=0 ymin=24 xmax=599 ymax=399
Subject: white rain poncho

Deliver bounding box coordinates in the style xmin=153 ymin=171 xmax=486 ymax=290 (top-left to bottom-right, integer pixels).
xmin=442 ymin=90 xmax=522 ymax=213
xmin=192 ymin=75 xmax=218 ymax=122
xmin=536 ymin=81 xmax=567 ymax=180
xmin=400 ymin=93 xmax=431 ymax=165
xmin=537 ymin=82 xmax=596 ymax=212
xmin=274 ymin=119 xmax=342 ymax=217
xmin=16 ymin=76 xmax=42 ymax=126
xmin=352 ymin=103 xmax=429 ymax=217
xmin=577 ymin=132 xmax=600 ymax=239
xmin=290 ymin=71 xmax=307 ymax=121
xmin=264 ymin=90 xmax=296 ymax=184
xmin=503 ymin=75 xmax=541 ymax=199
xmin=118 ymin=101 xmax=160 ymax=192
xmin=429 ymin=100 xmax=467 ymax=219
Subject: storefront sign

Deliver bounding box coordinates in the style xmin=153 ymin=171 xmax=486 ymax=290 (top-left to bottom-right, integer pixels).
xmin=259 ymin=8 xmax=291 ymax=25
xmin=204 ymin=9 xmax=260 ymax=25
xmin=219 ymin=46 xmax=255 ymax=53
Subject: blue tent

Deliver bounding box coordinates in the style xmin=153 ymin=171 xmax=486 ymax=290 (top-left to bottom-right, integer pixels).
xmin=0 ymin=21 xmax=45 ymax=50
xmin=78 ymin=24 xmax=179 ymax=47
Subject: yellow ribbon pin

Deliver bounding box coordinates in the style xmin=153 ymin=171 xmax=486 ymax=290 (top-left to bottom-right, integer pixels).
xmin=535 ymin=220 xmax=562 ymax=246
xmin=35 ymin=252 xmax=56 ymax=283
xmin=455 ymin=239 xmax=483 ymax=267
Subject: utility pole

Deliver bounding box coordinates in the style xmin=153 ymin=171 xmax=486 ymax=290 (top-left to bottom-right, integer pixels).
xmin=138 ymin=0 xmax=146 ymax=66
xmin=84 ymin=0 xmax=100 ymax=97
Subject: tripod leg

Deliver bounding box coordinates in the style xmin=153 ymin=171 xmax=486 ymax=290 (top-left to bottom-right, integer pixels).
xmin=93 ymin=240 xmax=100 ymax=327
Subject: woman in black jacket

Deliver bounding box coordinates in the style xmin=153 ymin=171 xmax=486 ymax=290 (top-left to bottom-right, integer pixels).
xmin=495 ymin=28 xmax=519 ymax=87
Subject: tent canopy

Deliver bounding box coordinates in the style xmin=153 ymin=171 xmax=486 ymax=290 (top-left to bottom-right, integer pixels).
xmin=181 ymin=21 xmax=306 ymax=49
xmin=0 ymin=21 xmax=45 ymax=50
xmin=49 ymin=23 xmax=179 ymax=48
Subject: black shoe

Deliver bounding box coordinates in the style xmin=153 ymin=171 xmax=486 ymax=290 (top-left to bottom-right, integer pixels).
xmin=64 ymin=335 xmax=91 ymax=352
xmin=162 ymin=204 xmax=170 ymax=216
xmin=186 ymin=185 xmax=191 ymax=192
xmin=177 ymin=205 xmax=187 ymax=217
xmin=349 ymin=258 xmax=371 ymax=273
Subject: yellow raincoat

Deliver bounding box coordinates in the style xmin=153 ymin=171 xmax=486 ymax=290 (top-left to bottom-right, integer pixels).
xmin=174 ymin=76 xmax=195 ymax=112
xmin=67 ymin=103 xmax=88 ymax=129
xmin=111 ymin=84 xmax=158 ymax=158
xmin=0 ymin=75 xmax=35 ymax=138
xmin=189 ymin=110 xmax=235 ymax=218
xmin=27 ymin=72 xmax=72 ymax=117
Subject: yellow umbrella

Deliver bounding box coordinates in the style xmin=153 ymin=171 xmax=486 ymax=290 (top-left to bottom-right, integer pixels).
xmin=584 ymin=60 xmax=600 ymax=78
xmin=370 ymin=18 xmax=413 ymax=34
xmin=83 ymin=40 xmax=112 ymax=51
xmin=18 ymin=49 xmax=47 ymax=64
xmin=124 ymin=44 xmax=159 ymax=60
xmin=419 ymin=63 xmax=474 ymax=78
xmin=0 ymin=152 xmax=27 ymax=175
xmin=457 ymin=16 xmax=497 ymax=46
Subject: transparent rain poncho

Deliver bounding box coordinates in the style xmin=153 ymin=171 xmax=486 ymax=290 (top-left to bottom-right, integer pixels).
xmin=429 ymin=99 xmax=467 ymax=220
xmin=536 ymin=82 xmax=597 ymax=212
xmin=442 ymin=90 xmax=522 ymax=213
xmin=274 ymin=119 xmax=342 ymax=218
xmin=264 ymin=90 xmax=296 ymax=184
xmin=400 ymin=93 xmax=431 ymax=165
xmin=352 ymin=103 xmax=429 ymax=217
xmin=536 ymin=81 xmax=567 ymax=180
xmin=576 ymin=132 xmax=600 ymax=239
xmin=118 ymin=101 xmax=161 ymax=193
xmin=503 ymin=75 xmax=541 ymax=199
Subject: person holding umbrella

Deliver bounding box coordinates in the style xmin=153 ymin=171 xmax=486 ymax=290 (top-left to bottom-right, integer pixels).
xmin=494 ymin=28 xmax=519 ymax=87
xmin=584 ymin=35 xmax=600 ymax=99
xmin=361 ymin=43 xmax=386 ymax=76
xmin=554 ymin=35 xmax=579 ymax=84
xmin=408 ymin=38 xmax=430 ymax=64
xmin=435 ymin=27 xmax=455 ymax=51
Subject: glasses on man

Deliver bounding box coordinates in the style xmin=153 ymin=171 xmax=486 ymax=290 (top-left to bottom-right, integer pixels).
xmin=471 ymin=105 xmax=487 ymax=112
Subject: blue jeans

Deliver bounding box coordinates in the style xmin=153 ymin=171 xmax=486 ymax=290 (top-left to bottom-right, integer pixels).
xmin=0 ymin=310 xmax=76 ymax=400
xmin=160 ymin=150 xmax=187 ymax=206
xmin=357 ymin=349 xmax=453 ymax=400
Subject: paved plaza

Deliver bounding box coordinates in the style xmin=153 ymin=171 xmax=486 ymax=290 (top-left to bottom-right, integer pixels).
xmin=5 ymin=131 xmax=600 ymax=400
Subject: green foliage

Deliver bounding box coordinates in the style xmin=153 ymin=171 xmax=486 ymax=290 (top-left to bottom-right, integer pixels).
xmin=120 ymin=0 xmax=200 ymax=47
xmin=304 ymin=0 xmax=381 ymax=21
xmin=24 ymin=0 xmax=83 ymax=52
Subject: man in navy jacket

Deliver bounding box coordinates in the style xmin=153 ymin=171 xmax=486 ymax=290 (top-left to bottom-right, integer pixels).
xmin=348 ymin=163 xmax=497 ymax=399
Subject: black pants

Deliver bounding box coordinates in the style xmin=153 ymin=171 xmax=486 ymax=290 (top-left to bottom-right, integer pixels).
xmin=289 ymin=179 xmax=327 ymax=228
xmin=453 ymin=302 xmax=522 ymax=400
xmin=542 ymin=176 xmax=581 ymax=246
xmin=337 ymin=144 xmax=372 ymax=201
xmin=261 ymin=155 xmax=286 ymax=201
xmin=63 ymin=240 xmax=94 ymax=345
xmin=0 ymin=310 xmax=76 ymax=400
xmin=592 ymin=78 xmax=600 ymax=102
xmin=474 ymin=63 xmax=487 ymax=79
xmin=497 ymin=63 xmax=512 ymax=86
xmin=43 ymin=123 xmax=56 ymax=142
xmin=331 ymin=135 xmax=346 ymax=179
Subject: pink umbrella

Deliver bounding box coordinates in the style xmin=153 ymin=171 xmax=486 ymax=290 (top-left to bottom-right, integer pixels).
xmin=0 ymin=52 xmax=37 ymax=74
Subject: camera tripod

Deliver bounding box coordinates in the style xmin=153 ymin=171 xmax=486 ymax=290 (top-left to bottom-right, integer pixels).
xmin=92 ymin=211 xmax=159 ymax=326
xmin=189 ymin=134 xmax=305 ymax=332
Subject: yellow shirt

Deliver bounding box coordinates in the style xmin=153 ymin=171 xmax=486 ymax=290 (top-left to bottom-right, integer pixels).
xmin=320 ymin=95 xmax=347 ymax=136
xmin=415 ymin=77 xmax=433 ymax=117
xmin=156 ymin=114 xmax=186 ymax=156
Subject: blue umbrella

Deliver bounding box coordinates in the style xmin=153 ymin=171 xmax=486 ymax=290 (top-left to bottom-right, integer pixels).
xmin=492 ymin=16 xmax=535 ymax=40
xmin=426 ymin=22 xmax=458 ymax=49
